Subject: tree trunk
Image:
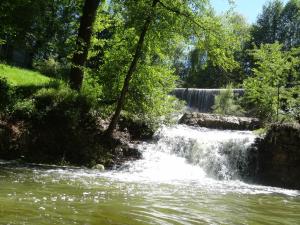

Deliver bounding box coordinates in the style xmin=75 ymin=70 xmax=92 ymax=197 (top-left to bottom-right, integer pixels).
xmin=69 ymin=0 xmax=100 ymax=91
xmin=106 ymin=0 xmax=159 ymax=136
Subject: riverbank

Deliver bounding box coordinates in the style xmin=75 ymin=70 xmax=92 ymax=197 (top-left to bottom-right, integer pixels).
xmin=1 ymin=101 xmax=299 ymax=190
xmin=0 ymin=115 xmax=152 ymax=169
xmin=0 ymin=72 xmax=156 ymax=169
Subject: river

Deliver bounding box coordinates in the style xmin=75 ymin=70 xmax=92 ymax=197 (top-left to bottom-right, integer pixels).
xmin=0 ymin=125 xmax=299 ymax=224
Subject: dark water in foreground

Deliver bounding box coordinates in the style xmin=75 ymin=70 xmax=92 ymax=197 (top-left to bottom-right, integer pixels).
xmin=1 ymin=125 xmax=299 ymax=225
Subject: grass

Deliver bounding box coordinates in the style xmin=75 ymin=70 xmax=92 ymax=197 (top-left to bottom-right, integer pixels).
xmin=0 ymin=63 xmax=51 ymax=86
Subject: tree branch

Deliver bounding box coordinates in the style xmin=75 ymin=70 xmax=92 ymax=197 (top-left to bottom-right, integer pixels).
xmin=157 ymin=0 xmax=208 ymax=32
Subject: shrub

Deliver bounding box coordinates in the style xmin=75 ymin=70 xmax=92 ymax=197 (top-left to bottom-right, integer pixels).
xmin=1 ymin=79 xmax=119 ymax=165
xmin=81 ymin=72 xmax=103 ymax=110
xmin=32 ymin=84 xmax=96 ymax=120
xmin=278 ymin=86 xmax=300 ymax=123
xmin=6 ymin=82 xmax=100 ymax=125
xmin=212 ymin=84 xmax=245 ymax=116
xmin=13 ymin=84 xmax=104 ymax=165
xmin=9 ymin=99 xmax=35 ymax=120
xmin=0 ymin=77 xmax=14 ymax=111
xmin=33 ymin=57 xmax=70 ymax=78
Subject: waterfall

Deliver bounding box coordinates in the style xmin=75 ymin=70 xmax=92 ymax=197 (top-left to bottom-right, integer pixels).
xmin=113 ymin=125 xmax=256 ymax=183
xmin=173 ymin=88 xmax=244 ymax=112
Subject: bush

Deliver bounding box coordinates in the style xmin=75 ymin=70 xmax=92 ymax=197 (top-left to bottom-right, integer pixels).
xmin=9 ymin=84 xmax=104 ymax=165
xmin=32 ymin=84 xmax=98 ymax=121
xmin=279 ymin=86 xmax=300 ymax=123
xmin=10 ymin=99 xmax=35 ymax=120
xmin=81 ymin=72 xmax=103 ymax=109
xmin=1 ymin=79 xmax=130 ymax=166
xmin=33 ymin=57 xmax=70 ymax=78
xmin=0 ymin=77 xmax=14 ymax=111
xmin=5 ymin=80 xmax=101 ymax=124
xmin=212 ymin=84 xmax=245 ymax=116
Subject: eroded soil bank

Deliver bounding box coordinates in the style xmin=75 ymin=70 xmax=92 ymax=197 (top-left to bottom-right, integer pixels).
xmin=0 ymin=116 xmax=153 ymax=168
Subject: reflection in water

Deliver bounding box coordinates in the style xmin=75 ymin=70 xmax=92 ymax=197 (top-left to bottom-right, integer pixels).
xmin=0 ymin=125 xmax=299 ymax=225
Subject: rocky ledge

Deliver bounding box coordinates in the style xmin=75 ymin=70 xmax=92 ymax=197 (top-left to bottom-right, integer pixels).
xmin=179 ymin=112 xmax=261 ymax=130
xmin=254 ymin=123 xmax=300 ymax=190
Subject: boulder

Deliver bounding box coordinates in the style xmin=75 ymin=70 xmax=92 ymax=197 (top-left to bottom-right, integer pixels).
xmin=118 ymin=116 xmax=155 ymax=140
xmin=179 ymin=112 xmax=261 ymax=130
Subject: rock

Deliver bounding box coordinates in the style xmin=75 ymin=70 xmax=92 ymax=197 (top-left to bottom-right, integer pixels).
xmin=179 ymin=112 xmax=261 ymax=130
xmin=121 ymin=145 xmax=142 ymax=159
xmin=107 ymin=144 xmax=142 ymax=168
xmin=118 ymin=116 xmax=155 ymax=140
xmin=92 ymin=164 xmax=105 ymax=171
xmin=0 ymin=120 xmax=26 ymax=160
xmin=96 ymin=131 xmax=142 ymax=169
xmin=254 ymin=123 xmax=300 ymax=190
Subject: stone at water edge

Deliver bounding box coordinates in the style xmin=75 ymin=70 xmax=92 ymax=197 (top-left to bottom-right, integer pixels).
xmin=254 ymin=123 xmax=300 ymax=190
xmin=179 ymin=112 xmax=261 ymax=130
xmin=92 ymin=164 xmax=105 ymax=171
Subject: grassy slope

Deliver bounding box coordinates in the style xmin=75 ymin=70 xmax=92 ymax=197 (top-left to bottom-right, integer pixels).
xmin=0 ymin=64 xmax=51 ymax=86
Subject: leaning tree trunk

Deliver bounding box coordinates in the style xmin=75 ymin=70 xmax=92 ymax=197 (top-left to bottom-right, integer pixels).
xmin=69 ymin=0 xmax=101 ymax=91
xmin=106 ymin=0 xmax=159 ymax=136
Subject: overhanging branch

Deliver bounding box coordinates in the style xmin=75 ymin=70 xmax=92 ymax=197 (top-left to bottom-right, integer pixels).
xmin=157 ymin=0 xmax=208 ymax=33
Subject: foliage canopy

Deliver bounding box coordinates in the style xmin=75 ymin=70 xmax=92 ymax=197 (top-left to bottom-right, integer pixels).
xmin=243 ymin=42 xmax=300 ymax=122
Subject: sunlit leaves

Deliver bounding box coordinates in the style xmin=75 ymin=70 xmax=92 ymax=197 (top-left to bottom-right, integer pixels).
xmin=243 ymin=42 xmax=300 ymax=122
xmin=92 ymin=0 xmax=214 ymax=122
xmin=185 ymin=12 xmax=250 ymax=87
xmin=251 ymin=0 xmax=300 ymax=49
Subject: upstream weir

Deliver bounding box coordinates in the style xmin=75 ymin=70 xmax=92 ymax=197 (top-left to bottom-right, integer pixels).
xmin=173 ymin=88 xmax=244 ymax=112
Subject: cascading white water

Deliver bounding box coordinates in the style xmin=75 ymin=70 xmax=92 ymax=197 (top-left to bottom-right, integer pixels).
xmin=154 ymin=125 xmax=256 ymax=180
xmin=109 ymin=124 xmax=257 ymax=183
xmin=173 ymin=88 xmax=244 ymax=112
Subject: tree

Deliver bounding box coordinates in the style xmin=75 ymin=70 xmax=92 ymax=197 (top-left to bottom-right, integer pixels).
xmin=184 ymin=12 xmax=250 ymax=88
xmin=105 ymin=0 xmax=160 ymax=135
xmin=251 ymin=0 xmax=284 ymax=46
xmin=250 ymin=0 xmax=300 ymax=49
xmin=0 ymin=0 xmax=44 ymax=65
xmin=243 ymin=42 xmax=299 ymax=122
xmin=244 ymin=0 xmax=300 ymax=91
xmin=69 ymin=0 xmax=101 ymax=90
xmin=0 ymin=0 xmax=82 ymax=67
xmin=104 ymin=0 xmax=235 ymax=136
xmin=93 ymin=3 xmax=179 ymax=129
xmin=279 ymin=0 xmax=300 ymax=49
